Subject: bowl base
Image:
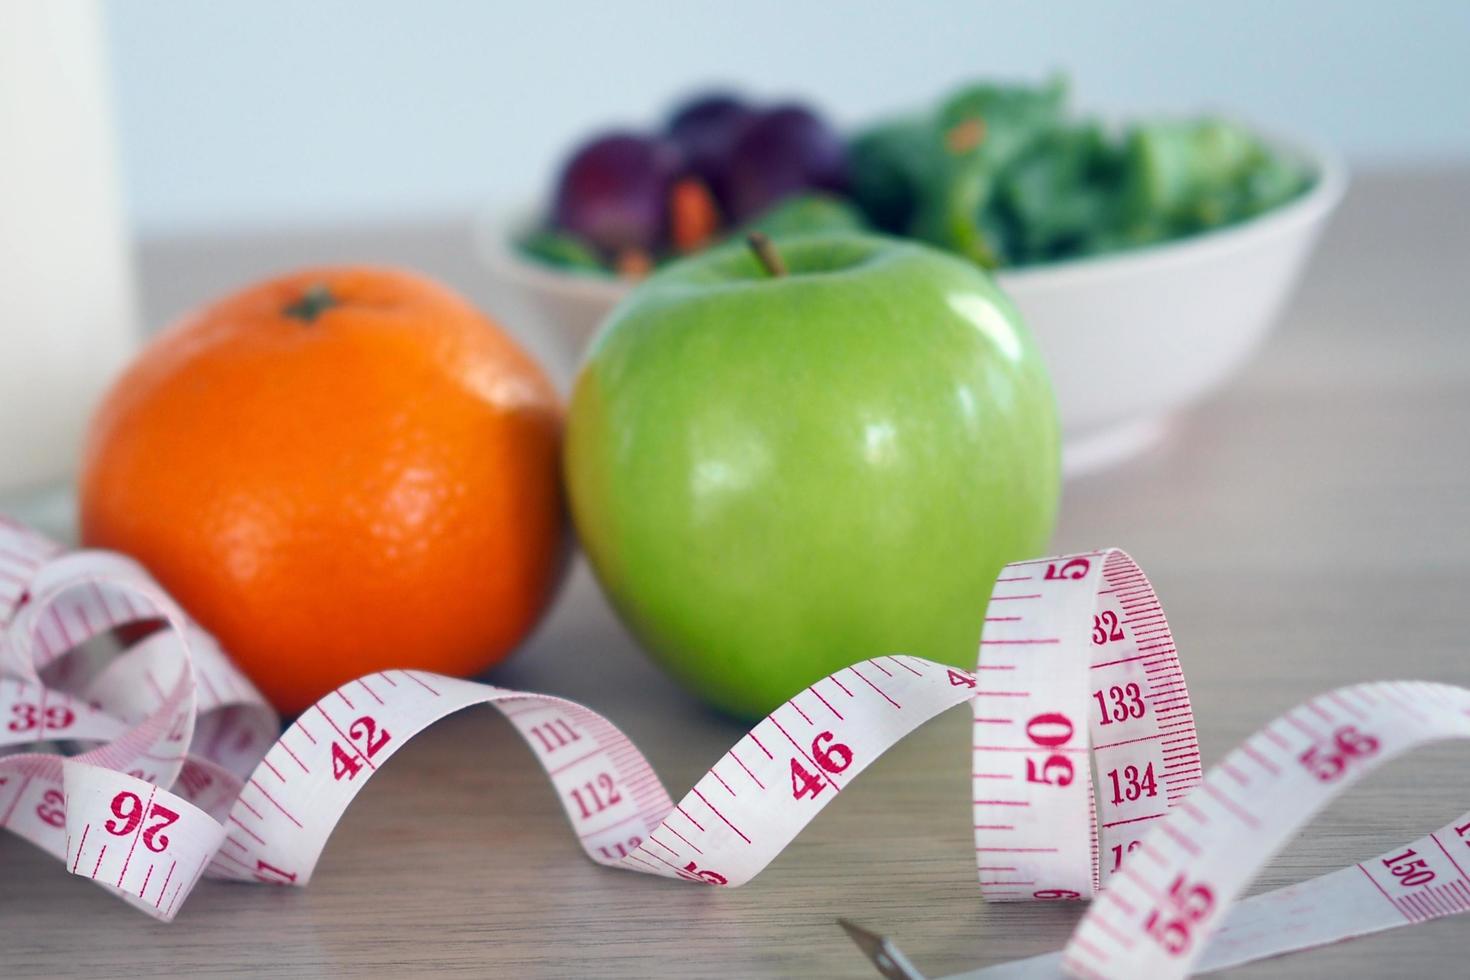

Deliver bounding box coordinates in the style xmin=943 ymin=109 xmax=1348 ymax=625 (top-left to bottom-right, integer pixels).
xmin=1062 ymin=417 xmax=1167 ymax=477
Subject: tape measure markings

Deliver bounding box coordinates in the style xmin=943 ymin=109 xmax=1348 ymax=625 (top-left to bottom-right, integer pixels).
xmin=4 ymin=518 xmax=1469 ymax=979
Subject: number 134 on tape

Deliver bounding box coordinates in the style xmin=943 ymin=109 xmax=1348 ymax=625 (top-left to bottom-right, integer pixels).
xmin=846 ymin=550 xmax=1470 ymax=979
xmin=2 ymin=515 xmax=1468 ymax=979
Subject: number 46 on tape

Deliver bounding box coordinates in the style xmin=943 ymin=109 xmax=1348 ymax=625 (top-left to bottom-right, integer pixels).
xmin=2 ymin=517 xmax=1468 ymax=979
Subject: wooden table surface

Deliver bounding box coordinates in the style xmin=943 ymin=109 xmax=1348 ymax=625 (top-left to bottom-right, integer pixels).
xmin=2 ymin=170 xmax=1468 ymax=977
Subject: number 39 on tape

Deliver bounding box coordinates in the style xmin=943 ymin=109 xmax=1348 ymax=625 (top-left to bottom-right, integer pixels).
xmin=3 ymin=515 xmax=1469 ymax=979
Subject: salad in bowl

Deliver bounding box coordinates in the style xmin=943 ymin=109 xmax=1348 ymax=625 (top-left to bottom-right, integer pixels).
xmin=483 ymin=77 xmax=1343 ymax=472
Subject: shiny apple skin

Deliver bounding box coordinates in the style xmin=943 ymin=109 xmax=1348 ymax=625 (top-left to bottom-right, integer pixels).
xmin=567 ymin=234 xmax=1059 ymax=718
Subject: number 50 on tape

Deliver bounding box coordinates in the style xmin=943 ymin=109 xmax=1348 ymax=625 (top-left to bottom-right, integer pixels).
xmin=848 ymin=550 xmax=1470 ymax=978
xmin=2 ymin=516 xmax=1468 ymax=978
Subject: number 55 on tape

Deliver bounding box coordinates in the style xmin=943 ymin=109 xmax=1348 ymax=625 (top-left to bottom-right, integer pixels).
xmin=3 ymin=515 xmax=1469 ymax=978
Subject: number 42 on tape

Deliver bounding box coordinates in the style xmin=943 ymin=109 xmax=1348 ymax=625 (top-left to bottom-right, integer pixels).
xmin=2 ymin=517 xmax=1468 ymax=979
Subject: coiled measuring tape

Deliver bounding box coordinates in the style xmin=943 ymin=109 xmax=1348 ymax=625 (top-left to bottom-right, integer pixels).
xmin=2 ymin=515 xmax=1467 ymax=978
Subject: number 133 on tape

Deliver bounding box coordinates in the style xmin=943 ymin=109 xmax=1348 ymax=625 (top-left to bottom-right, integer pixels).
xmin=3 ymin=516 xmax=1468 ymax=979
xmin=851 ymin=550 xmax=1470 ymax=979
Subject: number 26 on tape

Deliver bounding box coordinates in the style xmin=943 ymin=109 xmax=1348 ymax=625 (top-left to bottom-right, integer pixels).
xmin=791 ymin=731 xmax=854 ymax=800
xmin=105 ymin=791 xmax=180 ymax=852
xmin=331 ymin=715 xmax=391 ymax=781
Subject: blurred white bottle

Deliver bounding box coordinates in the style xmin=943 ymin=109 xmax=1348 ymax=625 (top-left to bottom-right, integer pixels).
xmin=0 ymin=0 xmax=137 ymax=495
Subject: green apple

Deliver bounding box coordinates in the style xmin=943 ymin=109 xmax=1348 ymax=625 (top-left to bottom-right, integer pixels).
xmin=566 ymin=233 xmax=1059 ymax=718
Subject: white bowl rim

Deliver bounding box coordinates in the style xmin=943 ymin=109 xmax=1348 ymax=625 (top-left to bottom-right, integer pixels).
xmin=477 ymin=129 xmax=1347 ymax=299
xmin=477 ymin=205 xmax=633 ymax=307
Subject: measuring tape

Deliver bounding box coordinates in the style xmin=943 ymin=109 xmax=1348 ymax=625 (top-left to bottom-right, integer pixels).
xmin=3 ymin=515 xmax=1468 ymax=977
xmin=866 ymin=550 xmax=1470 ymax=979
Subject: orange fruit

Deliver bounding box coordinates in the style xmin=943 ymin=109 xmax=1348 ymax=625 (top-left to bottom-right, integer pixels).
xmin=80 ymin=267 xmax=567 ymax=714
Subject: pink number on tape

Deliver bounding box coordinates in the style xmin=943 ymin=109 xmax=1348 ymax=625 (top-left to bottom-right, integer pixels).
xmin=0 ymin=515 xmax=975 ymax=918
xmin=974 ymin=550 xmax=1200 ymax=905
xmin=862 ymin=550 xmax=1470 ymax=979
xmin=3 ymin=516 xmax=1469 ymax=979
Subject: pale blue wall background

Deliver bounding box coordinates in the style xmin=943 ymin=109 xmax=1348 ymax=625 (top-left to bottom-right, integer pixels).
xmin=103 ymin=0 xmax=1470 ymax=235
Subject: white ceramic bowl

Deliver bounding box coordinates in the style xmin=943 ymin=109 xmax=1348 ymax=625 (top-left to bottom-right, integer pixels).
xmin=478 ymin=139 xmax=1345 ymax=474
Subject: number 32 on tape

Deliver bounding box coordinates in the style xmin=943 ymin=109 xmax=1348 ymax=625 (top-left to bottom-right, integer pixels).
xmin=862 ymin=550 xmax=1470 ymax=979
xmin=3 ymin=517 xmax=1469 ymax=979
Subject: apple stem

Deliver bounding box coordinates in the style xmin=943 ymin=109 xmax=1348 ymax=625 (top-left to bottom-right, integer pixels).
xmin=745 ymin=232 xmax=788 ymax=278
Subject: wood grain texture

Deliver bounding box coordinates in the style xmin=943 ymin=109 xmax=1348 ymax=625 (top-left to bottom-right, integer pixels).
xmin=1 ymin=170 xmax=1467 ymax=977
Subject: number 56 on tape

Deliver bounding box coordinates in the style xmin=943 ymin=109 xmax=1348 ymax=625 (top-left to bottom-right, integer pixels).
xmin=3 ymin=515 xmax=1469 ymax=978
